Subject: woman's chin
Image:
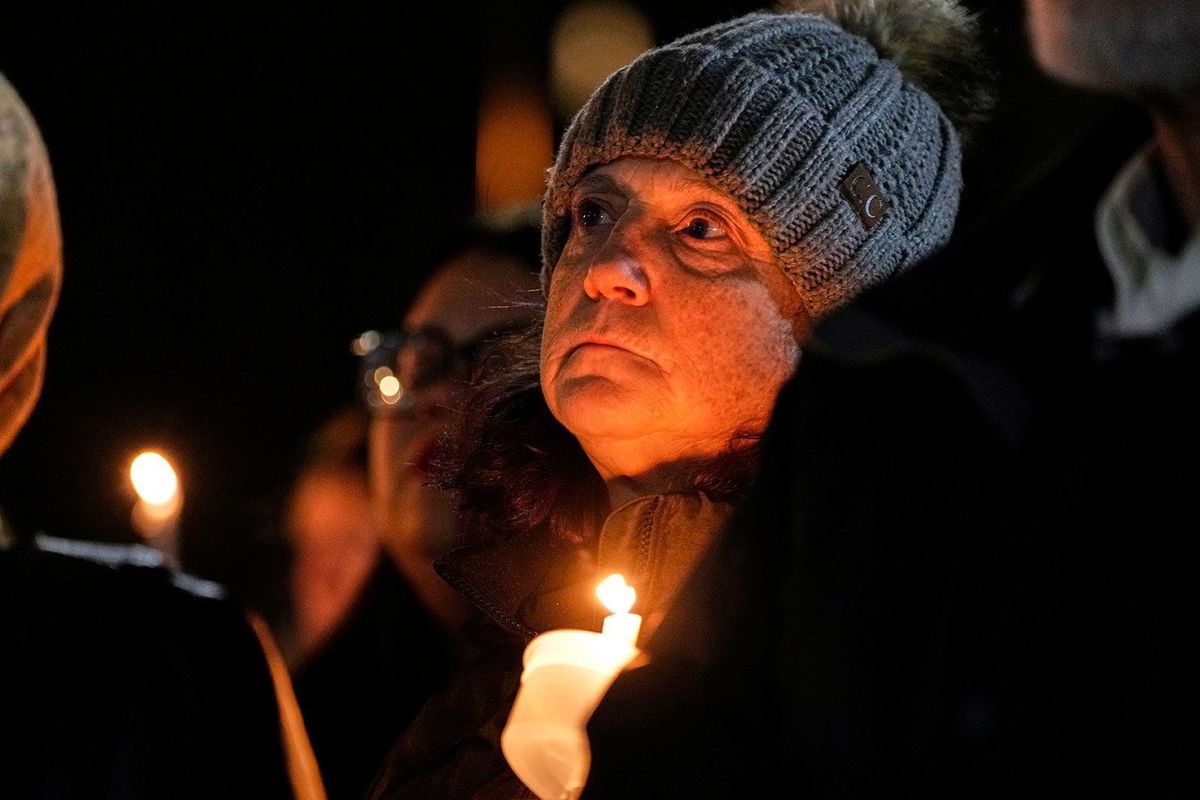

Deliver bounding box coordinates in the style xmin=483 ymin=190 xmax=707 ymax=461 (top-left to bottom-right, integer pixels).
xmin=550 ymin=375 xmax=666 ymax=442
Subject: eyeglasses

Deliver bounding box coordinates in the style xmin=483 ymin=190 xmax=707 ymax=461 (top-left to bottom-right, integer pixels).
xmin=351 ymin=322 xmax=526 ymax=414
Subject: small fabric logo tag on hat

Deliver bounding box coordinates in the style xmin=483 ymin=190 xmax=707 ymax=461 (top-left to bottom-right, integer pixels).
xmin=840 ymin=162 xmax=888 ymax=231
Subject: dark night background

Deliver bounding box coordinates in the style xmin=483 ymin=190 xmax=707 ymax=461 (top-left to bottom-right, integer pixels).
xmin=0 ymin=2 xmax=1120 ymax=604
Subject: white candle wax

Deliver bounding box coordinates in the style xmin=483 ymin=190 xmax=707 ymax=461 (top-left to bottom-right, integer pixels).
xmin=600 ymin=611 xmax=641 ymax=649
xmin=502 ymin=629 xmax=638 ymax=800
xmin=502 ymin=574 xmax=643 ymax=800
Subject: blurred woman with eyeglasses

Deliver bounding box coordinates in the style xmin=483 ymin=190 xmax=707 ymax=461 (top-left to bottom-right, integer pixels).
xmin=288 ymin=215 xmax=542 ymax=800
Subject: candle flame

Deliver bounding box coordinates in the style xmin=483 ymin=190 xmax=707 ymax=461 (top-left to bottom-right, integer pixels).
xmin=596 ymin=573 xmax=636 ymax=614
xmin=130 ymin=451 xmax=179 ymax=505
xmin=378 ymin=374 xmax=402 ymax=399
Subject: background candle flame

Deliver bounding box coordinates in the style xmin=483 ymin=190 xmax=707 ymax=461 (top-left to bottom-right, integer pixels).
xmin=130 ymin=451 xmax=179 ymax=505
xmin=596 ymin=573 xmax=636 ymax=615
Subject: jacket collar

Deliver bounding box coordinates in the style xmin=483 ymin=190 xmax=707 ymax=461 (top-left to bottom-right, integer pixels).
xmin=436 ymin=492 xmax=735 ymax=642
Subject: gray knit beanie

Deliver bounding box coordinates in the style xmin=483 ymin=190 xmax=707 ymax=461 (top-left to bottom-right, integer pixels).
xmin=542 ymin=8 xmax=970 ymax=316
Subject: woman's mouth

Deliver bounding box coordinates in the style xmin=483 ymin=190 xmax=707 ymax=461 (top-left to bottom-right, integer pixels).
xmin=568 ymin=335 xmax=649 ymax=360
xmin=569 ymin=341 xmax=630 ymax=357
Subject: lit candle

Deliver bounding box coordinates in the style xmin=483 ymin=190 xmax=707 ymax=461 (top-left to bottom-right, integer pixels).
xmin=501 ymin=574 xmax=642 ymax=800
xmin=129 ymin=450 xmax=183 ymax=560
xmin=597 ymin=573 xmax=641 ymax=649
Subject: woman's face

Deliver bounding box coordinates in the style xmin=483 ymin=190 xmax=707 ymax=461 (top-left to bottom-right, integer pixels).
xmin=540 ymin=157 xmax=805 ymax=477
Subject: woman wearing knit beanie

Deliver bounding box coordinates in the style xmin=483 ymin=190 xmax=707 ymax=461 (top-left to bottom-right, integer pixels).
xmin=369 ymin=3 xmax=990 ymax=798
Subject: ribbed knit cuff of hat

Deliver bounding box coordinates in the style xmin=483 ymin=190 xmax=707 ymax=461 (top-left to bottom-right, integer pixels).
xmin=540 ymin=11 xmax=962 ymax=317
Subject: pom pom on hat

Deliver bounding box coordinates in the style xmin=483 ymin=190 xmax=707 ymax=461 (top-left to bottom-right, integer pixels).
xmin=777 ymin=0 xmax=995 ymax=147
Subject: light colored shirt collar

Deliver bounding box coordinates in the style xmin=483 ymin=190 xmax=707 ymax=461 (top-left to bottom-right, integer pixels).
xmin=1096 ymin=142 xmax=1200 ymax=338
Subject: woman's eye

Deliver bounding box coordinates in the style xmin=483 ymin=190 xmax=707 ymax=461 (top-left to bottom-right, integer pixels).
xmin=681 ymin=215 xmax=727 ymax=240
xmin=575 ymin=200 xmax=611 ymax=229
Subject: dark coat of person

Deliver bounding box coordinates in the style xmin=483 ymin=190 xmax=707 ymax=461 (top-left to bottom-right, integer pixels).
xmin=0 ymin=541 xmax=296 ymax=799
xmin=293 ymin=555 xmax=456 ymax=800
xmin=582 ymin=109 xmax=1196 ymax=797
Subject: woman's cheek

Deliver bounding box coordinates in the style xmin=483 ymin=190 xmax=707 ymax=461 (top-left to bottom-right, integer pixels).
xmin=698 ymin=284 xmax=797 ymax=409
xmin=541 ymin=272 xmax=578 ymax=358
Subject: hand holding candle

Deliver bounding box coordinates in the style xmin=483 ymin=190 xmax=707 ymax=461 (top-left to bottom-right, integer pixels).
xmin=502 ymin=574 xmax=642 ymax=800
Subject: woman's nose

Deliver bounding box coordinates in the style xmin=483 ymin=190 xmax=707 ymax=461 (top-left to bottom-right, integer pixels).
xmin=582 ymin=225 xmax=650 ymax=306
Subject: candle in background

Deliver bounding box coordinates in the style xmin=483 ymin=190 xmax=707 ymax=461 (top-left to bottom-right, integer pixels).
xmin=502 ymin=574 xmax=642 ymax=800
xmin=129 ymin=450 xmax=182 ymax=563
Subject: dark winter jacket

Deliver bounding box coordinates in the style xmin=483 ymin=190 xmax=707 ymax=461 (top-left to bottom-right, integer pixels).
xmin=583 ymin=110 xmax=1200 ymax=797
xmin=293 ymin=556 xmax=456 ymax=800
xmin=0 ymin=541 xmax=297 ymax=799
